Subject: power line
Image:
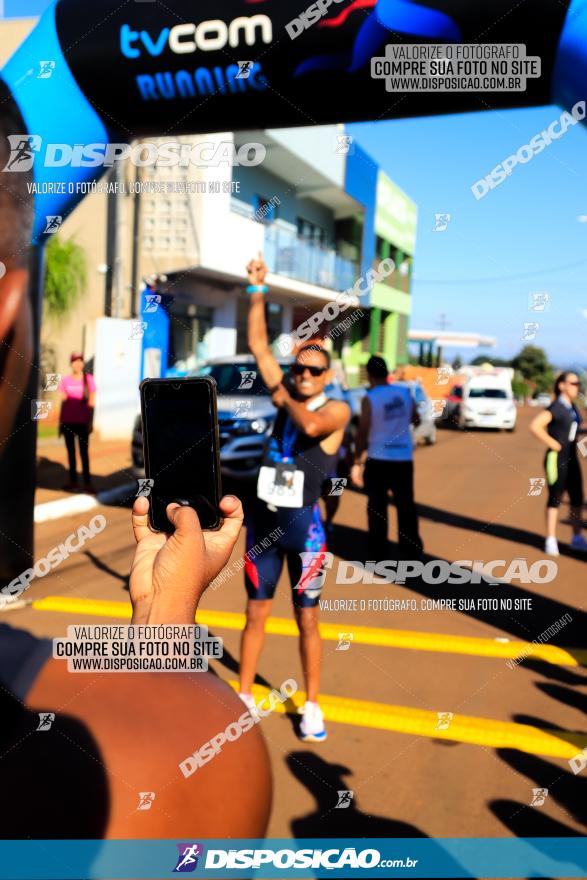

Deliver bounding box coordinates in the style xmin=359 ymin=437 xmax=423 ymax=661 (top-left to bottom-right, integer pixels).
xmin=413 ymin=257 xmax=587 ymax=285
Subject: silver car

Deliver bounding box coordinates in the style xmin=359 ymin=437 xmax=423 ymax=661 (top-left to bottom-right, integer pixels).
xmin=395 ymin=380 xmax=437 ymax=447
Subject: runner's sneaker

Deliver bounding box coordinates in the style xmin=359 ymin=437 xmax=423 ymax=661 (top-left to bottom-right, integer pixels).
xmin=545 ymin=537 xmax=559 ymax=556
xmin=570 ymin=534 xmax=587 ymax=552
xmin=238 ymin=693 xmax=258 ymax=714
xmin=299 ymin=701 xmax=327 ymax=742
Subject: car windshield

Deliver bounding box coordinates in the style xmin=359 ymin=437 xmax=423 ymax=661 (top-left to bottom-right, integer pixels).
xmin=195 ymin=364 xmax=270 ymax=395
xmin=468 ymin=388 xmax=508 ymax=399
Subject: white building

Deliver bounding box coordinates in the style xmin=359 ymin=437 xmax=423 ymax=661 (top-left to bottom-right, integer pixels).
xmin=140 ymin=126 xmax=365 ymax=371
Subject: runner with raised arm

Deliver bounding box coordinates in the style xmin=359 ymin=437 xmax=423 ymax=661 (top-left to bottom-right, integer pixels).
xmin=238 ymin=255 xmax=350 ymax=742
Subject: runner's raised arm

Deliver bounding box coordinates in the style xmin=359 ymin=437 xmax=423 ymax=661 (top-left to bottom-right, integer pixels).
xmin=246 ymin=255 xmax=283 ymax=392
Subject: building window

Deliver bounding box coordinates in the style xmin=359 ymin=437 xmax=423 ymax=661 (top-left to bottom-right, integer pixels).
xmin=297 ymin=217 xmax=327 ymax=247
xmin=376 ymin=314 xmax=385 ymax=351
xmin=397 ymin=313 xmax=408 ymax=363
xmin=168 ymin=304 xmax=214 ymax=372
xmin=253 ymin=194 xmax=277 ymax=224
xmin=357 ymin=311 xmax=371 ymax=354
xmin=373 ymin=237 xmax=413 ymax=290
xmin=375 ymin=235 xmax=391 ymax=260
xmin=398 ymin=254 xmax=412 ymax=291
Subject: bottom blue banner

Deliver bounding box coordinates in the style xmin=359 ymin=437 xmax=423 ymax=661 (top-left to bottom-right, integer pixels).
xmin=0 ymin=838 xmax=586 ymax=878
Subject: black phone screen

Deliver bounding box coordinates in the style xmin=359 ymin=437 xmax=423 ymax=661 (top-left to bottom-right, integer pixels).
xmin=141 ymin=378 xmax=221 ymax=532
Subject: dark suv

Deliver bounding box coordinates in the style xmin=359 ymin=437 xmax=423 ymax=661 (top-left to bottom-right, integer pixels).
xmin=132 ymin=355 xmax=290 ymax=481
xmin=132 ymin=355 xmax=365 ymax=481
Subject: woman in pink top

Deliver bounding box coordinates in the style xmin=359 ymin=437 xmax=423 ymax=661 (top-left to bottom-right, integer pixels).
xmin=58 ymin=352 xmax=96 ymax=493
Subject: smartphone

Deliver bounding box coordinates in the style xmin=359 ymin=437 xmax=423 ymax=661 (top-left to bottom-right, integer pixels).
xmin=140 ymin=377 xmax=222 ymax=532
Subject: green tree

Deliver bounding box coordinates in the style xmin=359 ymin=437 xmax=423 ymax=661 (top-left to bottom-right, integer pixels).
xmin=469 ymin=354 xmax=510 ymax=367
xmin=510 ymin=345 xmax=554 ymax=394
xmin=43 ymin=234 xmax=88 ymax=319
xmin=511 ymin=376 xmax=532 ymax=400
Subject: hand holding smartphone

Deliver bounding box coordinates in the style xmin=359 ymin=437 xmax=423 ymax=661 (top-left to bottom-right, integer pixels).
xmin=140 ymin=377 xmax=222 ymax=533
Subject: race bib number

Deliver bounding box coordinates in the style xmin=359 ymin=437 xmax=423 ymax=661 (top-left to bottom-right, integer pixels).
xmin=257 ymin=465 xmax=304 ymax=508
xmin=569 ymin=421 xmax=578 ymax=442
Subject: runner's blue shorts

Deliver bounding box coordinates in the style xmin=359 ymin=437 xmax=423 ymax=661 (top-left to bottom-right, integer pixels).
xmin=244 ymin=500 xmax=328 ymax=608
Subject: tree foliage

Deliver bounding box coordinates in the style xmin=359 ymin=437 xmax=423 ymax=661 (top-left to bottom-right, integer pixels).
xmin=44 ymin=235 xmax=88 ymax=319
xmin=470 ymin=354 xmax=510 ymax=367
xmin=510 ymin=345 xmax=554 ymax=393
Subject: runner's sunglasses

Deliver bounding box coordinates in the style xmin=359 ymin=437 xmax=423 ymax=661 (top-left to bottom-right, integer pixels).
xmin=291 ymin=363 xmax=328 ymax=377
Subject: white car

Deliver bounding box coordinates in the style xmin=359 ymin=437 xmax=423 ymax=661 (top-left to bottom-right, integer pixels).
xmin=459 ymin=375 xmax=517 ymax=431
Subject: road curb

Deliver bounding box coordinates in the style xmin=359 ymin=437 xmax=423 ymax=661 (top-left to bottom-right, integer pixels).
xmin=34 ymin=482 xmax=136 ymax=524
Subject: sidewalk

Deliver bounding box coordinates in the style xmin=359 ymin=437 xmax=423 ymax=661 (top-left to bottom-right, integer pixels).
xmin=36 ymin=435 xmax=134 ymax=507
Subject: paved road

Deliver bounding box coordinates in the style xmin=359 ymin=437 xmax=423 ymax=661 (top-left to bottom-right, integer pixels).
xmin=8 ymin=407 xmax=587 ymax=842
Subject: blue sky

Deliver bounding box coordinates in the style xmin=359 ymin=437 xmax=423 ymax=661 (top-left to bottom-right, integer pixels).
xmin=3 ymin=1 xmax=585 ymax=366
xmin=349 ymin=108 xmax=587 ymax=367
xmin=2 ymin=0 xmax=51 ymax=16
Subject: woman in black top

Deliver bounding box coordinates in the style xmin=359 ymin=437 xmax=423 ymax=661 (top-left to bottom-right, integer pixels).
xmin=530 ymin=371 xmax=586 ymax=556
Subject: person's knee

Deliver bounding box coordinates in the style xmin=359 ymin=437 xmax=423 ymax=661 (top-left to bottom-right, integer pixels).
xmin=245 ymin=600 xmax=272 ymax=631
xmin=295 ymin=608 xmax=320 ymax=638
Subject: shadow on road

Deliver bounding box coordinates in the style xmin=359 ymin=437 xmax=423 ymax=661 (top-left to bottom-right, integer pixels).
xmin=287 ymin=751 xmax=426 ymax=838
xmin=286 ymin=752 xmax=467 ymax=875
xmin=341 ymin=484 xmax=585 ymax=560
xmin=522 ymin=659 xmax=587 ymax=687
xmin=208 ymin=633 xmax=278 ymax=696
xmin=326 ymin=521 xmax=587 ymax=651
xmin=36 ymin=456 xmax=132 ymax=495
xmin=83 ymin=549 xmax=130 ymax=590
xmin=534 ymin=683 xmax=587 ymax=715
xmin=495 ymin=748 xmax=587 ymax=830
xmin=491 ymin=797 xmax=580 ymax=837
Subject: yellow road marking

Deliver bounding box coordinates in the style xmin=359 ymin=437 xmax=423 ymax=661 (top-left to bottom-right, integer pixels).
xmin=229 ymin=681 xmax=587 ymax=759
xmin=30 ymin=596 xmax=587 ymax=756
xmin=32 ymin=596 xmax=587 ymax=667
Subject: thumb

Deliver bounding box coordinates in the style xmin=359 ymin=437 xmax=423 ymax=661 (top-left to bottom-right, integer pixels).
xmin=166 ymin=503 xmax=202 ymax=540
xmin=202 ymin=495 xmax=244 ymax=567
xmin=217 ymin=495 xmax=244 ymax=545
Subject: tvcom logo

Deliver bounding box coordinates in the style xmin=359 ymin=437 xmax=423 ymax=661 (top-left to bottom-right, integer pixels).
xmin=120 ymin=15 xmax=272 ymax=59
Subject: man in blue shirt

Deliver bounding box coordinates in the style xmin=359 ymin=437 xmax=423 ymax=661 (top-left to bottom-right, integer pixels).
xmin=352 ymin=356 xmax=423 ymax=560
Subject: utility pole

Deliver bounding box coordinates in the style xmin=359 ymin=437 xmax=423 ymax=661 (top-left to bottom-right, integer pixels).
xmin=435 ymin=313 xmax=450 ymax=366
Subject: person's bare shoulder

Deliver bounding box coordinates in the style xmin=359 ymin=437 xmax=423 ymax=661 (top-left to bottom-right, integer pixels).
xmin=26 ymin=661 xmax=272 ymax=839
xmin=325 ymin=399 xmax=351 ymax=427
